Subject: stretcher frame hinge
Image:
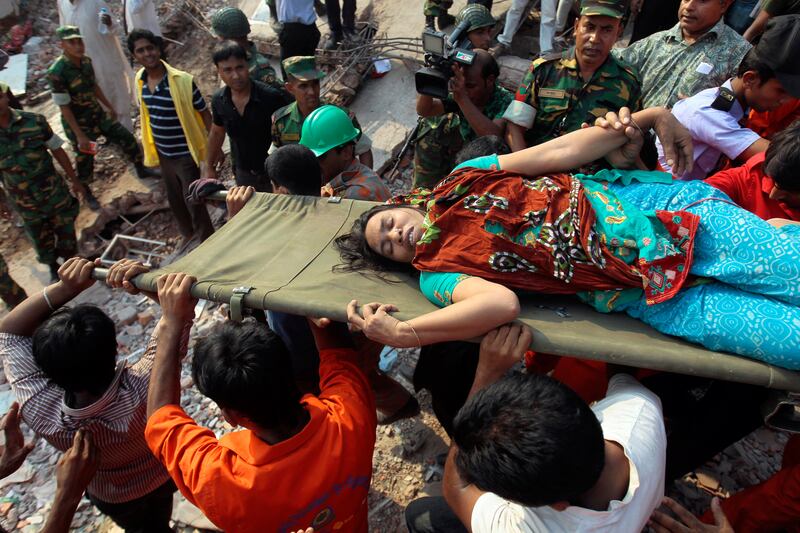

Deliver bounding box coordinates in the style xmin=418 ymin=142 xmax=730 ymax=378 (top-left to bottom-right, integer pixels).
xmin=229 ymin=286 xmax=253 ymax=322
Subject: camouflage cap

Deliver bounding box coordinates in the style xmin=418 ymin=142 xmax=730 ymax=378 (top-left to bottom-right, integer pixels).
xmin=56 ymin=26 xmax=82 ymax=40
xmin=456 ymin=4 xmax=496 ymax=32
xmin=211 ymin=7 xmax=251 ymax=39
xmin=282 ymin=56 xmax=325 ymax=81
xmin=580 ymin=0 xmax=626 ymax=19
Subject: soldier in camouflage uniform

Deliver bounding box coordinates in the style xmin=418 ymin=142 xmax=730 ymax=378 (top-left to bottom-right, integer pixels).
xmin=0 ymin=83 xmax=83 ymax=279
xmin=272 ymin=56 xmax=373 ymax=167
xmin=505 ymin=0 xmax=642 ymax=150
xmin=47 ymin=27 xmax=148 ymax=188
xmin=454 ymin=3 xmax=496 ymax=50
xmin=425 ymin=0 xmax=455 ymax=28
xmin=300 ymin=105 xmax=391 ymax=201
xmin=0 ymin=81 xmax=21 ymax=110
xmin=413 ymin=50 xmax=512 ymax=189
xmin=0 ymin=255 xmax=26 ymax=309
xmin=424 ymin=0 xmax=494 ymax=30
xmin=210 ymin=7 xmax=288 ymax=92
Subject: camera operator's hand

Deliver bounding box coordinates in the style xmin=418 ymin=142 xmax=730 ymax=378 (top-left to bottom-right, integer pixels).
xmin=450 ymin=64 xmax=468 ymax=104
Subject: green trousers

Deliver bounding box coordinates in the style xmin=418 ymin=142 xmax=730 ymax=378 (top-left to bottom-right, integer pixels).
xmin=62 ymin=112 xmax=142 ymax=185
xmin=19 ymin=195 xmax=79 ymax=267
xmin=0 ymin=256 xmax=26 ymax=308
xmin=412 ymin=114 xmax=464 ymax=189
xmin=424 ymin=0 xmax=453 ymax=16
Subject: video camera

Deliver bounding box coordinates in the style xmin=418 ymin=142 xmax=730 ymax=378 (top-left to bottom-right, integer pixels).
xmin=415 ymin=20 xmax=476 ymax=100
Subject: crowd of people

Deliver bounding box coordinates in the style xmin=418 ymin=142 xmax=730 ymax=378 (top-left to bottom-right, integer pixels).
xmin=0 ymin=0 xmax=800 ymax=531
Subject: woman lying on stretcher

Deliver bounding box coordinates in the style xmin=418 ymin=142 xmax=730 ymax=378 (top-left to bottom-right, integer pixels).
xmin=335 ymin=107 xmax=800 ymax=370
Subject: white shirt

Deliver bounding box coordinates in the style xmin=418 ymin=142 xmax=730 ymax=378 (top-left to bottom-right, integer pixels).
xmin=471 ymin=374 xmax=666 ymax=533
xmin=126 ymin=0 xmax=162 ymax=36
xmin=657 ymin=79 xmax=761 ymax=181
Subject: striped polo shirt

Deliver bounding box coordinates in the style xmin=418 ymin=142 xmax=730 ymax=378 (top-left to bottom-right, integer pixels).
xmin=140 ymin=71 xmax=206 ymax=159
xmin=0 ymin=324 xmax=188 ymax=503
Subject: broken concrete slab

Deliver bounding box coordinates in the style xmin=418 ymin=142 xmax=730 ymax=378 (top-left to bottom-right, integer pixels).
xmin=349 ymin=60 xmax=419 ymax=170
xmin=497 ymin=54 xmax=531 ymax=92
xmin=0 ymin=463 xmax=33 ymax=490
xmin=0 ymin=53 xmax=27 ymax=95
xmin=5 ymin=247 xmax=51 ymax=297
xmin=172 ymin=496 xmax=220 ymax=531
xmin=74 ymin=170 xmax=165 ymax=246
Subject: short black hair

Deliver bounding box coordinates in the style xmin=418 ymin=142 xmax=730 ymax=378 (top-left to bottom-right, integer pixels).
xmin=266 ymin=144 xmax=323 ymax=196
xmin=126 ymin=28 xmax=164 ymax=57
xmin=212 ymin=40 xmax=248 ymax=66
xmin=334 ymin=204 xmax=422 ymax=279
xmin=192 ymin=321 xmax=304 ymax=429
xmin=455 ymin=135 xmax=511 ymax=165
xmin=318 ymin=141 xmax=355 ymax=162
xmin=737 ymin=48 xmax=776 ymax=84
xmin=469 ymin=49 xmax=500 ymax=80
xmin=764 ymin=119 xmax=800 ymax=191
xmin=33 ymin=305 xmax=118 ymax=395
xmin=452 ymin=372 xmax=605 ymax=507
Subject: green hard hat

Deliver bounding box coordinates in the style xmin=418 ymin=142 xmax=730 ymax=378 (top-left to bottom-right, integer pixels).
xmin=299 ymin=105 xmax=360 ymax=157
xmin=580 ymin=0 xmax=626 ymax=19
xmin=456 ymin=4 xmax=496 ymax=32
xmin=211 ymin=7 xmax=251 ymax=38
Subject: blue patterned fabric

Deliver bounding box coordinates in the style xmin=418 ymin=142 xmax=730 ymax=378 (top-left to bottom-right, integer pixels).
xmin=608 ymin=180 xmax=800 ymax=367
xmin=609 ymin=180 xmax=800 ymax=306
xmin=620 ymin=282 xmax=800 ymax=369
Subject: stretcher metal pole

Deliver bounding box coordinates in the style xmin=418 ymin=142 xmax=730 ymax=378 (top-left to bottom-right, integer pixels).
xmin=205 ymin=190 xmax=228 ymax=202
xmin=91 ymin=267 xmax=225 ymax=305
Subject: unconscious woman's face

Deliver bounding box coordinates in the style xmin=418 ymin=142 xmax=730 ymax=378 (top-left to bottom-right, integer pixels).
xmin=364 ymin=207 xmax=425 ymax=264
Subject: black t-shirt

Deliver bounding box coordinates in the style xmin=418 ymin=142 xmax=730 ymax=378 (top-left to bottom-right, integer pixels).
xmin=211 ymin=81 xmax=293 ymax=173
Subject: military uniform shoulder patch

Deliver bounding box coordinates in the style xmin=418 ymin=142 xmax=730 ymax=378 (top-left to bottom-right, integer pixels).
xmin=272 ymin=103 xmax=294 ymax=122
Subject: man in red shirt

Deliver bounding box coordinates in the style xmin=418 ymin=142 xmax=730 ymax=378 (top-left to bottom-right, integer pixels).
xmin=145 ymin=272 xmax=376 ymax=533
xmin=705 ymin=119 xmax=800 ymax=221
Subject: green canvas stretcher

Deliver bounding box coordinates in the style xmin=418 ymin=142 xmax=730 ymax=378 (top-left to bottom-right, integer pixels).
xmin=123 ymin=192 xmax=800 ymax=393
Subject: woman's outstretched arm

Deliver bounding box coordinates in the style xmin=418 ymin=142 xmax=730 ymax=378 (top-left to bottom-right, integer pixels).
xmin=346 ymin=277 xmax=521 ymax=348
xmin=498 ymin=107 xmax=693 ymax=177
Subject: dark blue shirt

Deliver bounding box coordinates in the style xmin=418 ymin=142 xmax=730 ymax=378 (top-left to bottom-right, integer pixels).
xmin=141 ymin=71 xmax=206 ymax=159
